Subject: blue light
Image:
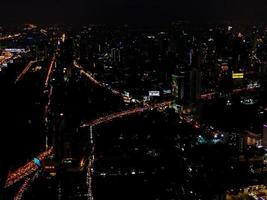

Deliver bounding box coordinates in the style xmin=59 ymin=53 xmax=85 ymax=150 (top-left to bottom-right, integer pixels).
xmin=33 ymin=158 xmax=42 ymax=167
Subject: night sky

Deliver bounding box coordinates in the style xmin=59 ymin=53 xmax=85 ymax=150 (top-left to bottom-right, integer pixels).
xmin=1 ymin=0 xmax=267 ymax=24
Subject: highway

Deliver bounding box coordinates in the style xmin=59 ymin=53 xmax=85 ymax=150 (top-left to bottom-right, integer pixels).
xmin=14 ymin=177 xmax=31 ymax=200
xmin=82 ymin=100 xmax=171 ymax=200
xmin=81 ymin=101 xmax=171 ymax=128
xmin=0 ymin=33 xmax=63 ymax=199
xmin=15 ymin=60 xmax=38 ymax=83
xmin=5 ymin=55 xmax=57 ymax=189
xmin=14 ymin=170 xmax=40 ymax=200
xmin=43 ymin=56 xmax=56 ymax=136
xmin=43 ymin=39 xmax=62 ymax=150
xmin=7 ymin=37 xmax=61 ymax=198
xmin=44 ymin=55 xmax=56 ymax=88
xmin=6 ymin=47 xmax=58 ymax=190
xmin=200 ymin=87 xmax=257 ymax=100
xmin=0 ymin=33 xmax=21 ymax=41
xmin=74 ymin=61 xmax=123 ymax=97
xmin=73 ymin=61 xmax=143 ymax=104
xmin=86 ymin=145 xmax=95 ymax=200
xmin=5 ymin=148 xmax=53 ymax=188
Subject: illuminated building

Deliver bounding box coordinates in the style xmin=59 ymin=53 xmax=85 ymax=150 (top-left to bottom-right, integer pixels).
xmin=172 ymin=74 xmax=184 ymax=103
xmin=232 ymin=72 xmax=245 ymax=88
xmin=111 ymin=48 xmax=121 ymax=64
xmin=244 ymin=130 xmax=261 ymax=147
xmin=172 ymin=68 xmax=201 ymax=104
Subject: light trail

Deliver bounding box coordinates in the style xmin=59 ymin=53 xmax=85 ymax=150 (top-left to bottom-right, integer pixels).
xmin=43 ymin=38 xmax=61 ymax=148
xmin=44 ymin=55 xmax=56 ymax=88
xmin=73 ymin=61 xmax=144 ymax=105
xmin=44 ymin=85 xmax=53 ymax=150
xmin=15 ymin=60 xmax=38 ymax=83
xmin=86 ymin=126 xmax=95 ymax=200
xmin=0 ymin=33 xmax=21 ymax=41
xmin=14 ymin=170 xmax=40 ymax=200
xmin=81 ymin=101 xmax=171 ymax=128
xmin=14 ymin=177 xmax=31 ymax=200
xmin=86 ymin=144 xmax=95 ymax=200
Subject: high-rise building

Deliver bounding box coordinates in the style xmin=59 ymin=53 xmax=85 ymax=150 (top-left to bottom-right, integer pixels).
xmin=218 ymin=69 xmax=233 ymax=96
xmin=188 ymin=68 xmax=201 ymax=102
xmin=262 ymin=125 xmax=267 ymax=147
xmin=188 ymin=49 xmax=193 ymax=66
xmin=172 ymin=68 xmax=201 ymax=104
xmin=172 ymin=74 xmax=185 ymax=103
xmin=60 ymin=38 xmax=74 ymax=67
xmin=111 ymin=48 xmax=121 ymax=64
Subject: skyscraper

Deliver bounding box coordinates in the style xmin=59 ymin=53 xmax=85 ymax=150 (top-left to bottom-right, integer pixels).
xmin=172 ymin=74 xmax=185 ymax=103
xmin=187 ymin=68 xmax=201 ymax=103
xmin=111 ymin=48 xmax=121 ymax=64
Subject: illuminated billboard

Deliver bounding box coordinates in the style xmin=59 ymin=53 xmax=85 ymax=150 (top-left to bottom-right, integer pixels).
xmin=149 ymin=91 xmax=160 ymax=97
xmin=5 ymin=48 xmax=27 ymax=53
xmin=232 ymin=72 xmax=244 ymax=79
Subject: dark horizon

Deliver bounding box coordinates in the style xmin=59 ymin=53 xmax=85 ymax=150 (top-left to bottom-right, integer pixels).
xmin=1 ymin=0 xmax=267 ymax=25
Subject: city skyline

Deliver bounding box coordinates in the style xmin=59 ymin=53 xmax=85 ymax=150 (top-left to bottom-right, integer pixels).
xmin=2 ymin=1 xmax=267 ymax=199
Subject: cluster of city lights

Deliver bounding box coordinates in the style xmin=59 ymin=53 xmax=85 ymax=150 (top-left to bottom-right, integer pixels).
xmin=0 ymin=51 xmax=13 ymax=69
